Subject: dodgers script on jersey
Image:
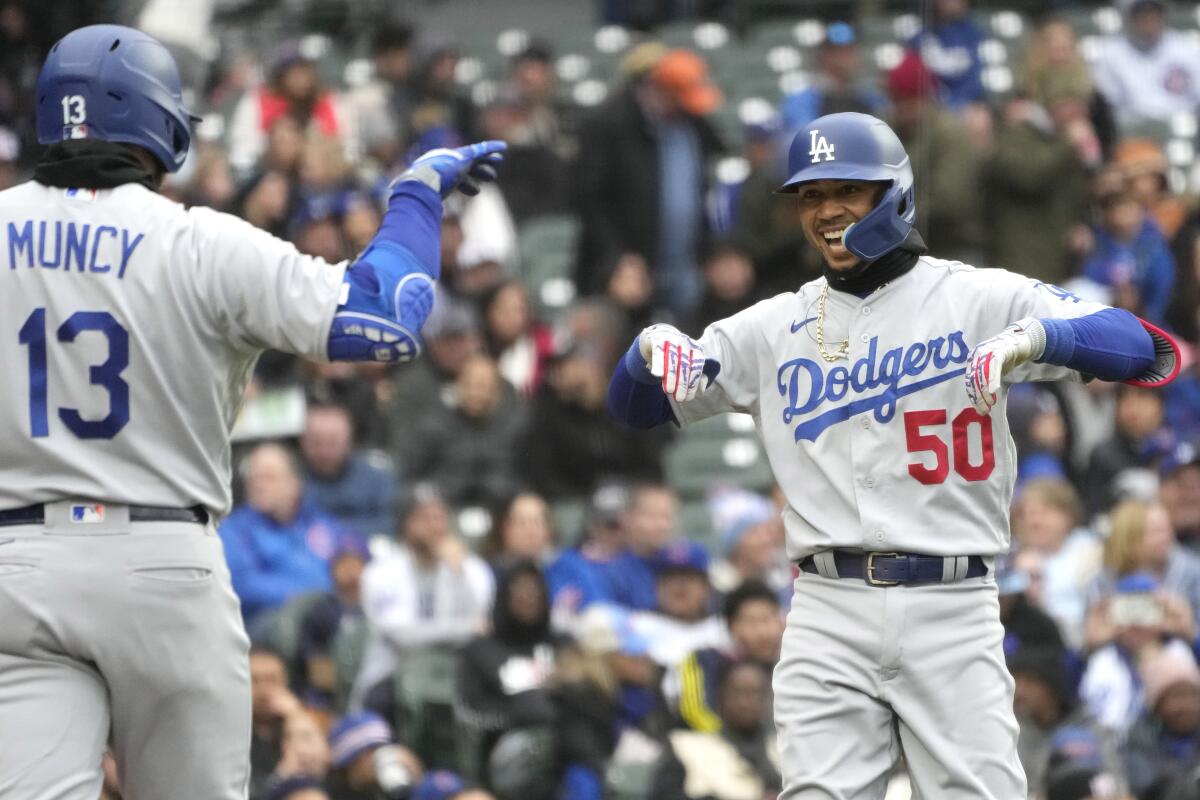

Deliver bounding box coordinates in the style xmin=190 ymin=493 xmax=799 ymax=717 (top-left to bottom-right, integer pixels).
xmin=671 ymin=257 xmax=1107 ymax=560
xmin=0 ymin=181 xmax=346 ymax=515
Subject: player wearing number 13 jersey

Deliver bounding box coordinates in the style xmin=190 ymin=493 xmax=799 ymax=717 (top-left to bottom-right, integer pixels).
xmin=608 ymin=112 xmax=1180 ymax=799
xmin=0 ymin=25 xmax=505 ymax=800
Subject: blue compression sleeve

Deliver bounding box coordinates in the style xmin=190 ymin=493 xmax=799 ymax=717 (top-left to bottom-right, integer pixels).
xmin=1036 ymin=307 xmax=1155 ymax=381
xmin=607 ymin=336 xmax=676 ymax=429
xmin=327 ymin=183 xmax=444 ymax=362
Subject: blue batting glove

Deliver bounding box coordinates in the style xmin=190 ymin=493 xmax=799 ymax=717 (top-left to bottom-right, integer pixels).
xmin=393 ymin=140 xmax=508 ymax=199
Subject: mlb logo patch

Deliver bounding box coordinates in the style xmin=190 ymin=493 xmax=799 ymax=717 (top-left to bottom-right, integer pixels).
xmin=70 ymin=504 xmax=105 ymax=523
xmin=63 ymin=124 xmax=88 ymax=140
xmin=64 ymin=187 xmax=97 ymax=201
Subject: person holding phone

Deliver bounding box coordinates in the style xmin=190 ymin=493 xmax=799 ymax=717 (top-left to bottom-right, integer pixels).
xmin=1079 ymin=573 xmax=1197 ymax=736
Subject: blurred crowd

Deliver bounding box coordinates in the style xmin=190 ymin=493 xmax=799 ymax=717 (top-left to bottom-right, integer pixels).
xmin=8 ymin=0 xmax=1189 ymax=799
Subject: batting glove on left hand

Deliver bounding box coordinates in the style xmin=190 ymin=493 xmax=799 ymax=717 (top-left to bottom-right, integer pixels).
xmin=639 ymin=323 xmax=718 ymax=403
xmin=394 ymin=140 xmax=508 ymax=199
xmin=964 ymin=318 xmax=1046 ymax=414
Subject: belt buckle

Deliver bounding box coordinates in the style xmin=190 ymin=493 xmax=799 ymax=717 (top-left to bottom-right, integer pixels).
xmin=865 ymin=552 xmax=900 ymax=586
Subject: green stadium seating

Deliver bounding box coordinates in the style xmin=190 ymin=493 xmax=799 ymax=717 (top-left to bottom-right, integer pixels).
xmin=332 ymin=614 xmax=369 ymax=713
xmin=262 ymin=591 xmax=324 ymax=666
xmin=664 ymin=413 xmax=773 ymax=499
xmin=517 ymin=214 xmax=581 ymax=312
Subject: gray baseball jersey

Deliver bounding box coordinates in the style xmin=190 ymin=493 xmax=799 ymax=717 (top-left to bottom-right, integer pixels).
xmin=0 ymin=181 xmax=346 ymax=516
xmin=0 ymin=181 xmax=349 ymax=799
xmin=672 ymin=257 xmax=1106 ymax=561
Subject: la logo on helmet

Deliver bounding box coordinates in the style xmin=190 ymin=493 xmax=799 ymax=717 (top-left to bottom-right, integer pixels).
xmin=809 ymin=130 xmax=835 ymax=163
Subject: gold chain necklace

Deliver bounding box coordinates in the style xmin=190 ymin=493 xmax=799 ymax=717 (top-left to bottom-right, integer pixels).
xmin=815 ymin=280 xmax=891 ymax=362
xmin=815 ymin=281 xmax=849 ymax=362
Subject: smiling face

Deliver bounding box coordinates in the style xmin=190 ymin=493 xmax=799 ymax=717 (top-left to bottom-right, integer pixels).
xmin=794 ymin=179 xmax=887 ymax=271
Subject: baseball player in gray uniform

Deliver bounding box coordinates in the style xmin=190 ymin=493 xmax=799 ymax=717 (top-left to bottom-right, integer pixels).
xmin=607 ymin=112 xmax=1180 ymax=798
xmin=0 ymin=25 xmax=504 ymax=799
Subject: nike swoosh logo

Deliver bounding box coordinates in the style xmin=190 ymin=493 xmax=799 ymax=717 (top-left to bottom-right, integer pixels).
xmin=0 ymin=539 xmax=13 ymax=547
xmin=791 ymin=317 xmax=817 ymax=334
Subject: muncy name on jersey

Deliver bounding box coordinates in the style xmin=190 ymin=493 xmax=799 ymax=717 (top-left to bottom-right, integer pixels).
xmin=7 ymin=220 xmax=144 ymax=278
xmin=777 ymin=332 xmax=971 ymax=443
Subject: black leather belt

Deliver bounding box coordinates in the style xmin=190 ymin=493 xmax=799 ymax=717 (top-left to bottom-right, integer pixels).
xmin=799 ymin=550 xmax=988 ymax=586
xmin=0 ymin=504 xmax=208 ymax=527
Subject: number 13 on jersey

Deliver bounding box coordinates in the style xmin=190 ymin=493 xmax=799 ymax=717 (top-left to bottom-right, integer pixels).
xmin=18 ymin=307 xmax=130 ymax=439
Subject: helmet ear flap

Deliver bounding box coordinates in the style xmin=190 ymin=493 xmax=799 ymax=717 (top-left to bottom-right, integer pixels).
xmin=843 ymin=182 xmax=913 ymax=261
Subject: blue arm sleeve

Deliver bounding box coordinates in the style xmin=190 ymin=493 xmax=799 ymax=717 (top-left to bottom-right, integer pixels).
xmin=606 ymin=336 xmax=676 ymax=429
xmin=326 ymin=182 xmax=444 ymax=362
xmin=1036 ymin=307 xmax=1155 ymax=381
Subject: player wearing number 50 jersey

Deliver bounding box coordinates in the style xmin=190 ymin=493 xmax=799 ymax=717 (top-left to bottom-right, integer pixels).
xmin=0 ymin=25 xmax=504 ymax=800
xmin=609 ymin=112 xmax=1180 ymax=799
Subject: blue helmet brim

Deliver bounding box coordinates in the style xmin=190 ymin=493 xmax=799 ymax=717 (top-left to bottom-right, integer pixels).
xmin=774 ymin=163 xmax=897 ymax=194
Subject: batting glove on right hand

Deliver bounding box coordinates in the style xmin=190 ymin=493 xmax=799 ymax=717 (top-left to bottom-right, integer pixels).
xmin=639 ymin=323 xmax=717 ymax=403
xmin=394 ymin=140 xmax=507 ymax=199
xmin=964 ymin=317 xmax=1046 ymax=415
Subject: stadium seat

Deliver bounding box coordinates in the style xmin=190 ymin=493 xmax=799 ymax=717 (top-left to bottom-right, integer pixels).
xmin=679 ymin=498 xmax=717 ymax=551
xmin=395 ymin=646 xmax=461 ymax=769
xmin=262 ymin=591 xmax=325 ymax=668
xmin=332 ymin=614 xmax=370 ymax=713
xmin=605 ymin=759 xmax=659 ymax=800
xmin=664 ymin=413 xmax=773 ymax=499
xmin=516 ymin=214 xmax=581 ymax=312
xmin=552 ymin=498 xmax=588 ymax=544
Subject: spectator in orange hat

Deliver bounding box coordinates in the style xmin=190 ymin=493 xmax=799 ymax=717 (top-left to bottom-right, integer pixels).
xmin=886 ymin=49 xmax=983 ymax=264
xmin=574 ymin=48 xmax=725 ymax=317
xmin=1113 ymin=138 xmax=1187 ymax=241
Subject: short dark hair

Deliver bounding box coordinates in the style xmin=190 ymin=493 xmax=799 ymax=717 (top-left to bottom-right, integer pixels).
xmin=371 ymin=20 xmax=415 ymax=55
xmin=514 ymin=41 xmax=553 ymax=65
xmin=722 ymin=579 xmax=780 ymax=622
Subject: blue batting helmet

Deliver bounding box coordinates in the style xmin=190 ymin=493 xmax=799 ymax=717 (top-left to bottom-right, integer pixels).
xmin=776 ymin=112 xmax=915 ymax=261
xmin=36 ymin=25 xmax=196 ymax=172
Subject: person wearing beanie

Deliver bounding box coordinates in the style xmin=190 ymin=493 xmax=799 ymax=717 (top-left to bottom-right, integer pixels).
xmin=706 ymin=487 xmax=790 ymax=600
xmin=628 ymin=541 xmax=728 ymax=667
xmin=324 ymin=711 xmax=422 ymax=800
xmin=886 ymin=49 xmax=983 ymax=263
xmin=1122 ymin=646 xmax=1200 ymax=797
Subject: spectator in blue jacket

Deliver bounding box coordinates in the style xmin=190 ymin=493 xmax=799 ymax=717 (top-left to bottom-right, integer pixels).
xmin=299 ymin=402 xmax=398 ymax=538
xmin=220 ymin=442 xmax=352 ymax=625
xmin=600 ymin=483 xmax=680 ymax=611
xmin=546 ymin=483 xmax=628 ymax=619
xmin=1080 ymin=168 xmax=1176 ymax=325
xmin=910 ymin=0 xmax=985 ymax=109
xmin=779 ymin=22 xmax=885 ymax=135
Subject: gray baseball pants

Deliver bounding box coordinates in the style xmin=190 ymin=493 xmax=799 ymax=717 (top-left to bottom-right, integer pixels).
xmin=0 ymin=502 xmax=251 ymax=799
xmin=774 ymin=570 xmax=1027 ymax=799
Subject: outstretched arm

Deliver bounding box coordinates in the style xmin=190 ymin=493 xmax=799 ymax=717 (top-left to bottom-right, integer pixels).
xmin=965 ymin=307 xmax=1178 ymax=414
xmin=607 ymin=325 xmax=721 ymax=429
xmin=327 ymin=141 xmax=507 ymax=362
